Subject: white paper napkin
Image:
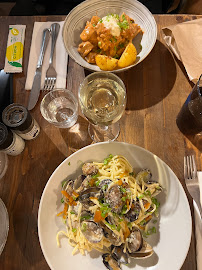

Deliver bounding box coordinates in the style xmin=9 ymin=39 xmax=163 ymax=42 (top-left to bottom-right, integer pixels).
xmin=194 ymin=172 xmax=202 ymax=270
xmin=25 ymin=21 xmax=68 ymax=90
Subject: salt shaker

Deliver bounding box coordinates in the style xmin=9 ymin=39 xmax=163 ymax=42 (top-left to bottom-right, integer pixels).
xmin=2 ymin=103 xmax=40 ymax=140
xmin=0 ymin=122 xmax=25 ymax=156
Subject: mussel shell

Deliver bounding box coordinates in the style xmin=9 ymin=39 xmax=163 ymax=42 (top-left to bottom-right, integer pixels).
xmin=127 ymin=227 xmax=143 ymax=253
xmin=62 ymin=179 xmax=73 ymax=191
xmin=102 ymin=223 xmax=123 ymax=246
xmin=75 ymin=175 xmax=92 ymax=193
xmin=111 ymin=245 xmax=129 ymax=265
xmin=136 ymin=169 xmax=152 ymax=185
xmin=129 ymin=240 xmax=154 ymax=259
xmin=73 ymin=174 xmax=86 ymax=190
xmin=80 ymin=220 xmax=103 ymax=243
xmin=62 ymin=180 xmax=74 ymax=203
xmin=82 ymin=163 xmax=98 ymax=176
xmin=79 ymin=187 xmax=101 ymax=200
xmin=79 ymin=187 xmax=101 ymax=210
xmin=102 ymin=253 xmax=121 ymax=270
xmin=98 ymin=179 xmax=113 ymax=190
xmin=106 ymin=185 xmax=123 ymax=214
xmin=125 ymin=200 xmax=141 ymax=222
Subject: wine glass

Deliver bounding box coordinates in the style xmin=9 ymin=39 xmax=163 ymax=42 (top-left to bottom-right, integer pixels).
xmin=78 ymin=72 xmax=126 ymax=142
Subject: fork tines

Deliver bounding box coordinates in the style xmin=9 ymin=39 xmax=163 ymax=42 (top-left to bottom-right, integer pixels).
xmin=44 ymin=75 xmax=56 ymax=91
xmin=184 ymin=155 xmax=197 ymax=180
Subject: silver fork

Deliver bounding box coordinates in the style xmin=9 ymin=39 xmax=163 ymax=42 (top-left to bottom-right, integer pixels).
xmin=43 ymin=23 xmax=60 ymax=91
xmin=184 ymin=155 xmax=202 ymax=219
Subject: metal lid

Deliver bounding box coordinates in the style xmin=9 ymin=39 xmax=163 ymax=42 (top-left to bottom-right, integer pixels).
xmin=0 ymin=122 xmax=13 ymax=150
xmin=2 ymin=103 xmax=32 ymax=131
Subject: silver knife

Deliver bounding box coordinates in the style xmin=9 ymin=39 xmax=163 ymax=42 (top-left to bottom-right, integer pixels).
xmin=28 ymin=28 xmax=50 ymax=110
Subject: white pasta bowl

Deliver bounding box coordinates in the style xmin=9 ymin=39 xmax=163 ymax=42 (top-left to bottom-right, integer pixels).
xmin=62 ymin=0 xmax=157 ymax=72
xmin=38 ymin=141 xmax=191 ymax=270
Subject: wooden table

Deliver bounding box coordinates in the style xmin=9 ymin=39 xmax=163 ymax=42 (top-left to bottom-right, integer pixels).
xmin=0 ymin=14 xmax=201 ymax=270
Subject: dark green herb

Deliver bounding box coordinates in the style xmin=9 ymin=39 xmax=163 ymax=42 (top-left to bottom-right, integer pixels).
xmin=72 ymin=228 xmax=77 ymax=233
xmin=61 ymin=198 xmax=64 ymax=203
xmin=120 ymin=186 xmax=126 ymax=193
xmin=127 ymin=222 xmax=132 ymax=229
xmin=113 ymin=36 xmax=117 ymax=42
xmin=92 ymin=173 xmax=100 ymax=179
xmin=121 ymin=205 xmax=128 ymax=214
xmin=98 ymin=19 xmax=103 ymax=23
xmin=92 ymin=24 xmax=96 ymax=27
xmin=144 ymin=190 xmax=151 ymax=197
xmin=70 ymin=211 xmax=76 ymax=215
xmin=104 ymin=221 xmax=116 ymax=230
xmin=152 ymin=219 xmax=158 ymax=224
xmin=156 ymin=186 xmax=161 ymax=190
xmin=121 ymin=197 xmax=126 ymax=202
xmin=102 ymin=184 xmax=108 ymax=191
xmin=61 ymin=180 xmax=67 ymax=188
xmin=117 ymin=224 xmax=121 ymax=231
xmin=100 ymin=204 xmax=111 ymax=217
xmin=81 ymin=222 xmax=87 ymax=232
xmin=80 ymin=215 xmax=91 ymax=221
xmin=151 ymin=197 xmax=160 ymax=209
xmin=139 ymin=219 xmax=146 ymax=226
xmin=118 ymin=16 xmax=129 ymax=30
xmin=146 ymin=226 xmax=156 ymax=235
xmin=138 ymin=194 xmax=144 ymax=199
xmin=103 ymin=154 xmax=113 ymax=165
xmin=129 ymin=171 xmax=134 ymax=176
xmin=95 ymin=180 xmax=101 ymax=186
xmin=68 ymin=162 xmax=71 ymax=166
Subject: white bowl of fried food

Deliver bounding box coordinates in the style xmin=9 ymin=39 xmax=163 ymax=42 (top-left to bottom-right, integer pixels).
xmin=62 ymin=0 xmax=157 ymax=72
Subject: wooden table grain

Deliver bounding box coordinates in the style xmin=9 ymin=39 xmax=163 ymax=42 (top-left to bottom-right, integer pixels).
xmin=0 ymin=14 xmax=201 ymax=270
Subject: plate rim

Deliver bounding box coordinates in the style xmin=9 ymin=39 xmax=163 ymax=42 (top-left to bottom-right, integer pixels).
xmin=38 ymin=141 xmax=192 ymax=270
xmin=62 ymin=0 xmax=157 ymax=73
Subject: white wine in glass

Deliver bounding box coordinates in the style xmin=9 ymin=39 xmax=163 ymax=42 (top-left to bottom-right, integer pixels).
xmin=78 ymin=72 xmax=126 ymax=142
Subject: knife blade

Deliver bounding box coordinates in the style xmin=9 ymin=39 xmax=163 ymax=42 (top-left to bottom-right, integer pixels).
xmin=28 ymin=28 xmax=50 ymax=111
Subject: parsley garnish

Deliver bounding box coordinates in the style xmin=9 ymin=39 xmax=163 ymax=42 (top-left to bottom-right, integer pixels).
xmin=80 ymin=215 xmax=91 ymax=221
xmin=103 ymin=154 xmax=113 ymax=165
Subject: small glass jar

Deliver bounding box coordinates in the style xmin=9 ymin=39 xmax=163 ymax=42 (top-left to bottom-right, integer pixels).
xmin=0 ymin=122 xmax=25 ymax=156
xmin=2 ymin=103 xmax=40 ymax=140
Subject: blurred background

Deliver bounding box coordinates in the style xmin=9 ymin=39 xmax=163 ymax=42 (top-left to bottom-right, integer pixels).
xmin=0 ymin=0 xmax=202 ymax=16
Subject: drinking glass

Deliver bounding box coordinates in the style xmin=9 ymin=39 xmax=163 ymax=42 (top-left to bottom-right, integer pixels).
xmin=40 ymin=89 xmax=78 ymax=128
xmin=0 ymin=198 xmax=9 ymax=255
xmin=176 ymin=74 xmax=202 ymax=135
xmin=78 ymin=72 xmax=126 ymax=142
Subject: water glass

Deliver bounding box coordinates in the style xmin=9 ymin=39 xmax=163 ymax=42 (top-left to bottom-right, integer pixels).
xmin=40 ymin=89 xmax=78 ymax=128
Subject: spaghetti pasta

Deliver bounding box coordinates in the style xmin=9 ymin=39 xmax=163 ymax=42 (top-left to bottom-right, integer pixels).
xmin=56 ymin=155 xmax=162 ymax=269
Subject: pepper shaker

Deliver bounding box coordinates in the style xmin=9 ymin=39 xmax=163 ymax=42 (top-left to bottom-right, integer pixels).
xmin=0 ymin=122 xmax=25 ymax=156
xmin=2 ymin=103 xmax=40 ymax=140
